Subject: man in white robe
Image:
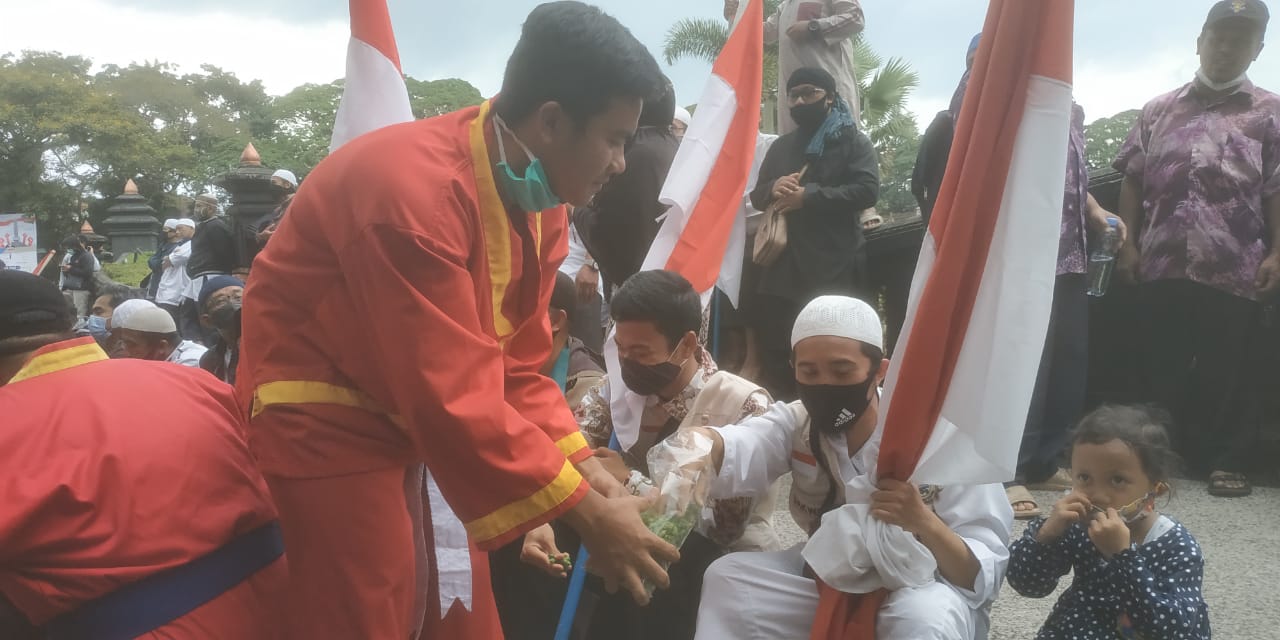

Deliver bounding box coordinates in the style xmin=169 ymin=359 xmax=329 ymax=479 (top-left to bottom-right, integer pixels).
xmin=692 ymin=296 xmax=1013 ymax=639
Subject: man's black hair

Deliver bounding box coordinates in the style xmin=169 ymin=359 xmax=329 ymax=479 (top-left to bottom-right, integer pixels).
xmin=97 ymin=284 xmax=140 ymax=310
xmin=495 ymin=1 xmax=665 ymax=125
xmin=550 ymin=271 xmax=579 ymax=326
xmin=610 ymin=270 xmax=700 ymax=350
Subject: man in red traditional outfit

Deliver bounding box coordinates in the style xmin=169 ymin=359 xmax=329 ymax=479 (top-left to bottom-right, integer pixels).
xmin=236 ymin=2 xmax=679 ymax=638
xmin=0 ymin=270 xmax=287 ymax=639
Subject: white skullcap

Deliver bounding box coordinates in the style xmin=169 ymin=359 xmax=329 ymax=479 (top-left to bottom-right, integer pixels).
xmin=176 ymin=218 xmax=196 ymax=229
xmin=791 ymin=295 xmax=883 ymax=350
xmin=110 ymin=299 xmax=158 ymax=330
xmin=271 ymin=169 xmax=298 ymax=188
xmin=116 ymin=305 xmax=177 ymax=334
xmin=162 ymin=218 xmax=178 ymax=230
xmin=673 ymin=106 xmax=692 ymax=127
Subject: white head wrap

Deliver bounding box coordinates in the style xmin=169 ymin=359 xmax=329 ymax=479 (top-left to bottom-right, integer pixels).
xmin=162 ymin=218 xmax=178 ymax=230
xmin=176 ymin=218 xmax=196 ymax=229
xmin=271 ymin=169 xmax=298 ymax=188
xmin=673 ymin=106 xmax=692 ymax=127
xmin=791 ymin=295 xmax=883 ymax=350
xmin=110 ymin=299 xmax=158 ymax=331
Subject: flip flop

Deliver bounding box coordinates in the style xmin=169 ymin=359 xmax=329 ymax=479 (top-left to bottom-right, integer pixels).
xmin=1027 ymin=468 xmax=1074 ymax=492
xmin=1006 ymin=484 xmax=1041 ymax=520
xmin=1208 ymin=471 xmax=1252 ymax=498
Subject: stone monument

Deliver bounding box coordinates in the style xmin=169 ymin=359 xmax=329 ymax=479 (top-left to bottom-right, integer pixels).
xmin=214 ymin=143 xmax=277 ymax=265
xmin=101 ymin=179 xmax=160 ymax=258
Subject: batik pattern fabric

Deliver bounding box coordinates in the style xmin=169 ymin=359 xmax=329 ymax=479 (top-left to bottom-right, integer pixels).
xmin=1113 ymin=80 xmax=1280 ymax=301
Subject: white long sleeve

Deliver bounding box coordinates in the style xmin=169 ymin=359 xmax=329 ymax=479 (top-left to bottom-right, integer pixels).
xmin=711 ymin=401 xmax=801 ymax=501
xmin=931 ymin=482 xmax=1013 ymax=609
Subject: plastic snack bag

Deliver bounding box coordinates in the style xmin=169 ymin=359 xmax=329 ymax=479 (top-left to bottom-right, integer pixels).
xmin=640 ymin=429 xmax=715 ymax=595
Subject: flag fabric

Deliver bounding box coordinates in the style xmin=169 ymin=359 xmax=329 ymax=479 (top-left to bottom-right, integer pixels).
xmin=809 ymin=0 xmax=1075 ymax=637
xmin=605 ymin=0 xmax=764 ymax=450
xmin=329 ymin=0 xmax=414 ymax=152
xmin=328 ymin=0 xmax=472 ymax=621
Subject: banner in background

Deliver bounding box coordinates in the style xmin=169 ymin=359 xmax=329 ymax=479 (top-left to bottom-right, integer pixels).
xmin=0 ymin=214 xmax=38 ymax=272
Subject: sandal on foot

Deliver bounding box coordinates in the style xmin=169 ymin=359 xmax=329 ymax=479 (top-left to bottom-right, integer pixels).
xmin=1208 ymin=471 xmax=1252 ymax=497
xmin=1027 ymin=468 xmax=1074 ymax=492
xmin=1006 ymin=484 xmax=1041 ymax=519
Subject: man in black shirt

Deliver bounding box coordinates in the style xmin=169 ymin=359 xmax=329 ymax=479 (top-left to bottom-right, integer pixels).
xmin=749 ymin=67 xmax=880 ymax=399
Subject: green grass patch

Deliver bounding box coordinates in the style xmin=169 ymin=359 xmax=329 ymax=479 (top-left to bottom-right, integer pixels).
xmin=103 ymin=252 xmax=154 ymax=288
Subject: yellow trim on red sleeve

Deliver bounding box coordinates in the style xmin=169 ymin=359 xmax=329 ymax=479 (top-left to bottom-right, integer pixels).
xmin=8 ymin=338 xmax=108 ymax=385
xmin=251 ymin=380 xmax=390 ymax=419
xmin=468 ymin=100 xmax=517 ymax=342
xmin=465 ymin=459 xmax=584 ymax=544
xmin=555 ymin=431 xmax=590 ymax=459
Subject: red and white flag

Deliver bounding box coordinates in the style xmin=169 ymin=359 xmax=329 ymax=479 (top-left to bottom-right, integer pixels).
xmin=329 ymin=0 xmax=414 ymax=152
xmin=810 ymin=0 xmax=1074 ymax=637
xmin=608 ymin=0 xmax=764 ymax=450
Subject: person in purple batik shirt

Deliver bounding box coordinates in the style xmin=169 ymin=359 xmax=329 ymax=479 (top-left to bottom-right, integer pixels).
xmin=953 ymin=33 xmax=1129 ymax=518
xmin=1114 ymin=0 xmax=1280 ymax=498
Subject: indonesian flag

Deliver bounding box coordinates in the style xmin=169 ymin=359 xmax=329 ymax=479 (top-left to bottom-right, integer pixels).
xmin=809 ymin=0 xmax=1074 ymax=637
xmin=328 ymin=0 xmax=473 ymax=624
xmin=329 ymin=0 xmax=414 ymax=152
xmin=607 ymin=0 xmax=763 ymax=450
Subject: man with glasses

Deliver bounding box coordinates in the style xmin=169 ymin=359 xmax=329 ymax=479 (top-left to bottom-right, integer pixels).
xmin=746 ymin=66 xmax=879 ymax=401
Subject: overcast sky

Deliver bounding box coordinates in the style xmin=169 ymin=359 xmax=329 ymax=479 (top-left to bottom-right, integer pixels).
xmin=5 ymin=0 xmax=1279 ymax=126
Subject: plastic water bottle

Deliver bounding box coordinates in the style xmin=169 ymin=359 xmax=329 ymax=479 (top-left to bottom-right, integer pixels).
xmin=1087 ymin=218 xmax=1122 ymax=297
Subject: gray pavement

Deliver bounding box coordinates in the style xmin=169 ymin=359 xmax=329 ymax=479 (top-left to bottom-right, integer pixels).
xmin=770 ymin=476 xmax=1280 ymax=639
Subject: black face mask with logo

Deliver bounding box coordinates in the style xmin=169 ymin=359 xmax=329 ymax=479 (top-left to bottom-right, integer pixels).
xmin=798 ymin=376 xmax=877 ymax=435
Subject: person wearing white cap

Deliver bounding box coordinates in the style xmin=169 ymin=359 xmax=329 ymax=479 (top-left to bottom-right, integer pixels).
xmin=157 ymin=219 xmax=196 ymax=335
xmin=254 ymin=169 xmax=299 ymax=253
xmin=671 ymin=106 xmax=691 ymax=139
xmin=145 ymin=219 xmax=181 ymax=301
xmin=690 ymin=295 xmax=1012 ymax=640
xmin=111 ymin=302 xmax=208 ymax=367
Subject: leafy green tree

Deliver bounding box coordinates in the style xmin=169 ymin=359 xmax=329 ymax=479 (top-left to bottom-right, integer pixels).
xmin=1084 ymin=109 xmax=1140 ymax=171
xmin=406 ymin=78 xmax=483 ymax=119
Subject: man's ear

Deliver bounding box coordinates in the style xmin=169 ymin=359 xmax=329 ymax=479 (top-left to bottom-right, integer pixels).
xmin=875 ymin=358 xmax=891 ymax=385
xmin=198 ymin=313 xmax=213 ymax=330
xmin=534 ymin=101 xmax=569 ymax=147
xmin=679 ymin=331 xmax=699 ymax=361
xmin=549 ymin=308 xmax=568 ymax=335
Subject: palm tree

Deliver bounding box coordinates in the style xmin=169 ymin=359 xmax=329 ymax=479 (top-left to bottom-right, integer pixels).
xmin=662 ymin=10 xmax=917 ymax=148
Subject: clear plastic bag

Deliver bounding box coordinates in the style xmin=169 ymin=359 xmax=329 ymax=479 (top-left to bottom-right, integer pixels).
xmin=640 ymin=429 xmax=715 ymax=595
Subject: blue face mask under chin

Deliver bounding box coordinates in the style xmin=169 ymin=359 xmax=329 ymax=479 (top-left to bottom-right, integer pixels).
xmin=84 ymin=314 xmax=109 ymax=338
xmin=492 ymin=114 xmax=562 ymax=212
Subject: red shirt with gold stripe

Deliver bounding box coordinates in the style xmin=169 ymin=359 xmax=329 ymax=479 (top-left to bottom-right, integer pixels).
xmin=237 ymin=100 xmax=592 ymax=550
xmin=0 ymin=337 xmax=285 ymax=634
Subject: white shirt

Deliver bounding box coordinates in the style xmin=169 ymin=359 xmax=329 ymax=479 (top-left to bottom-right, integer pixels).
xmin=167 ymin=340 xmax=207 ymax=368
xmin=557 ymin=221 xmax=603 ymax=296
xmin=711 ymin=401 xmax=1012 ymax=615
xmin=157 ymin=241 xmax=192 ymax=306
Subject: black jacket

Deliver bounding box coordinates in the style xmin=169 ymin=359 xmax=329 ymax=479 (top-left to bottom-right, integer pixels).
xmin=61 ymin=249 xmax=95 ymax=291
xmin=186 ymin=216 xmax=240 ymax=278
xmin=750 ymin=125 xmax=880 ymax=303
xmin=575 ymin=126 xmax=679 ymax=293
xmin=911 ymin=110 xmax=955 ymax=224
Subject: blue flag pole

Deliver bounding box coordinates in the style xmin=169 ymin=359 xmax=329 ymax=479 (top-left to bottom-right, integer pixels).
xmin=554 ymin=431 xmax=621 ymax=640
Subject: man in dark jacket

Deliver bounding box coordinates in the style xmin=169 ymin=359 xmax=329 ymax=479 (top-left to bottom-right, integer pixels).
xmin=749 ymin=67 xmax=880 ymax=399
xmin=59 ymin=235 xmax=97 ymax=317
xmin=574 ymin=80 xmax=680 ymax=297
xmin=184 ymin=194 xmax=241 ymax=345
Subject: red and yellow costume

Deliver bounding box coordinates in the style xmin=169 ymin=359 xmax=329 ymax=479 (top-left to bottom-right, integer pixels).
xmin=0 ymin=337 xmax=286 ymax=638
xmin=238 ymin=100 xmax=592 ymax=638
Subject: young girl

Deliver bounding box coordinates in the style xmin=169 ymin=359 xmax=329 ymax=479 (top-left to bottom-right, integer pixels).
xmin=1007 ymin=405 xmax=1210 ymax=639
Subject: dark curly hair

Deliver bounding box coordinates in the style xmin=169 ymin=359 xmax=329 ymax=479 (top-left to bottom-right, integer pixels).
xmin=1072 ymin=404 xmax=1181 ymax=483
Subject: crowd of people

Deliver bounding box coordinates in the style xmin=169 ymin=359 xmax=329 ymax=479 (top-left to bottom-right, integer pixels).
xmin=4 ymin=0 xmax=1276 ymax=638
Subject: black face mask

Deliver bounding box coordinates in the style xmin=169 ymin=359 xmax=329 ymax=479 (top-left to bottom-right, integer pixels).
xmin=790 ymin=100 xmax=830 ymax=130
xmin=798 ymin=377 xmax=877 ymax=435
xmin=209 ymin=299 xmax=242 ymax=338
xmin=620 ymin=345 xmax=688 ymax=397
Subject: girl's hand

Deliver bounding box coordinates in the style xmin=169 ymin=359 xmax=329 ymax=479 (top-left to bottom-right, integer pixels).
xmin=870 ymin=479 xmax=937 ymax=536
xmin=1088 ymin=508 xmax=1132 ymax=558
xmin=519 ymin=523 xmax=571 ymax=579
xmin=1037 ymin=491 xmax=1091 ymax=544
